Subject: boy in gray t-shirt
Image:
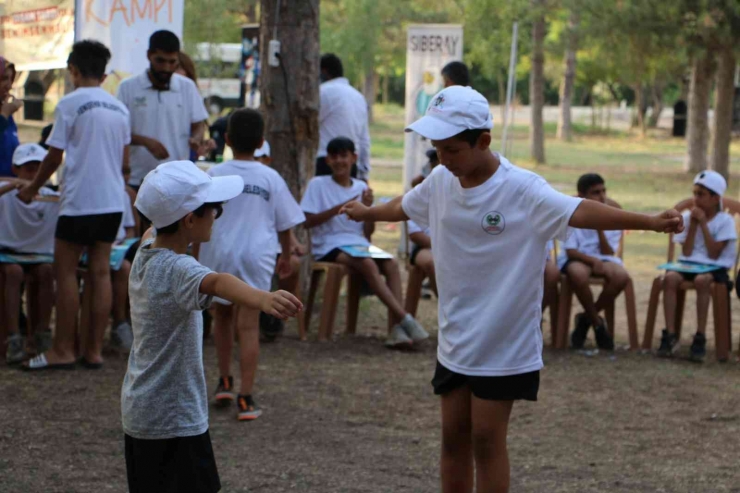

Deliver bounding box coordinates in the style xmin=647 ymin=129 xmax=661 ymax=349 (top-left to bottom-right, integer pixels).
xmin=122 ymin=161 xmax=302 ymax=493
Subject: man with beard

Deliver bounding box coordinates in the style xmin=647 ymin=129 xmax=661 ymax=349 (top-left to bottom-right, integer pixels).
xmin=117 ymin=31 xmax=209 ymax=189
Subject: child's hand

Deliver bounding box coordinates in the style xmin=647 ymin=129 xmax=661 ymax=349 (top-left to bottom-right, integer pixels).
xmin=690 ymin=207 xmax=706 ymax=224
xmin=262 ymin=290 xmax=303 ymax=320
xmin=340 ymin=201 xmax=370 ymax=222
xmin=651 ymin=209 xmax=684 ymax=234
xmin=276 ymin=255 xmax=293 ymax=279
xmin=361 ymin=188 xmax=374 ymax=206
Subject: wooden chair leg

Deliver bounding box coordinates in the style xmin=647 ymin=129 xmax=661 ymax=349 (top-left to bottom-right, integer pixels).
xmin=346 ymin=271 xmax=362 ymax=335
xmin=318 ymin=268 xmax=344 ymax=342
xmin=643 ymin=277 xmax=662 ymax=350
xmin=624 ymin=278 xmax=639 ymax=350
xmin=303 ymin=269 xmax=323 ymax=340
xmin=675 ymin=289 xmax=686 ymax=342
xmin=404 ymin=266 xmax=425 ymax=318
xmin=556 ymin=276 xmax=573 ymax=349
xmin=549 ymin=287 xmax=560 ymax=348
xmin=605 ymin=299 xmax=616 ymax=340
xmin=712 ymin=283 xmax=730 ymax=362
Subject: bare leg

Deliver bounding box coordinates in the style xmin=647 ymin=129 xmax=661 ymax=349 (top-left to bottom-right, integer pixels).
xmin=415 ymin=249 xmax=437 ymax=296
xmin=278 ymin=254 xmax=301 ymax=295
xmin=213 ymin=303 xmax=235 ymax=379
xmin=471 ymin=397 xmax=514 ymax=493
xmin=441 ymin=385 xmax=474 ymax=493
xmin=663 ymin=271 xmax=683 ymax=334
xmin=594 ymin=263 xmax=630 ymax=312
xmin=542 ymin=262 xmax=559 ymax=311
xmin=0 ymin=264 xmax=24 ymax=337
xmin=693 ymin=273 xmax=713 ymax=335
xmin=112 ymin=260 xmax=131 ymax=327
xmin=27 ymin=264 xmax=54 ymax=354
xmin=334 ymin=254 xmax=407 ymax=320
xmin=235 ymin=307 xmax=260 ymax=395
xmin=565 ymin=261 xmax=600 ymax=326
xmin=378 ymin=258 xmax=404 ymax=328
xmin=83 ymin=242 xmax=114 ymax=364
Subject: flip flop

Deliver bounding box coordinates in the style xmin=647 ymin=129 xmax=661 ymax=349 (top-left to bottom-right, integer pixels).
xmin=78 ymin=357 xmax=103 ymax=370
xmin=21 ymin=353 xmax=76 ymax=371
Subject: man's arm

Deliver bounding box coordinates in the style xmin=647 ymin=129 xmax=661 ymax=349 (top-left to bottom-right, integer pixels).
xmin=199 ymin=273 xmax=302 ymax=319
xmin=131 ymin=135 xmax=169 ymax=160
xmin=340 ymin=195 xmax=409 ymax=223
xmin=189 ymin=121 xmax=206 ymax=154
xmin=122 ymin=145 xmax=130 ymax=176
xmin=569 ymin=200 xmax=683 ymax=233
xmin=16 ymin=147 xmax=64 ymax=203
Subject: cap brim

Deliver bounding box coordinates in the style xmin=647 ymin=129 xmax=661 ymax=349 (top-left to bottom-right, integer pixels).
xmin=206 ymin=176 xmax=244 ymax=203
xmin=405 ymin=115 xmax=465 ymax=140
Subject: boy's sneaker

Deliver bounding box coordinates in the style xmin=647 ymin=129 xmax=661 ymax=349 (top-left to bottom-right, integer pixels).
xmin=214 ymin=376 xmax=235 ymax=407
xmin=689 ymin=333 xmax=707 ymax=363
xmin=593 ymin=319 xmax=614 ymax=351
xmin=570 ymin=313 xmax=591 ymax=349
xmin=237 ymin=394 xmax=262 ymax=421
xmin=6 ymin=333 xmax=26 ymax=365
xmin=400 ymin=314 xmax=429 ymax=343
xmin=385 ymin=325 xmax=413 ymax=348
xmin=657 ymin=329 xmax=679 ymax=358
xmin=110 ymin=322 xmax=134 ymax=352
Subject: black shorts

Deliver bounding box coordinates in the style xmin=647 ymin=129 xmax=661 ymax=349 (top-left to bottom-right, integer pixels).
xmin=125 ymin=430 xmax=221 ymax=493
xmin=55 ymin=213 xmax=122 ymax=245
xmin=315 ymin=157 xmax=358 ymax=178
xmin=318 ymin=248 xmax=387 ymax=267
xmin=432 ymin=360 xmax=540 ymax=401
xmin=679 ymin=267 xmax=730 ymax=284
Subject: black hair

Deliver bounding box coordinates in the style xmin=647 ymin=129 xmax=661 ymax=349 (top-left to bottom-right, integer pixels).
xmin=327 ymin=136 xmax=356 ymax=155
xmin=441 ymin=61 xmax=470 ymax=86
xmin=140 ymin=202 xmax=223 ymax=235
xmin=577 ymin=173 xmax=605 ymax=195
xmin=320 ymin=53 xmax=343 ymax=79
xmin=452 ymin=128 xmax=489 ymax=147
xmin=426 ymin=149 xmax=439 ymax=162
xmin=39 ymin=124 xmax=53 ymax=149
xmin=227 ymin=108 xmax=264 ymax=155
xmin=67 ymin=40 xmax=111 ymax=79
xmin=149 ymin=30 xmax=180 ymax=53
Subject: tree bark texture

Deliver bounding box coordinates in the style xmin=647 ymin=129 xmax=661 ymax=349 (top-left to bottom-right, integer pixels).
xmin=710 ymin=47 xmax=736 ymax=180
xmin=556 ymin=12 xmax=579 ymax=142
xmin=685 ymin=52 xmax=716 ymax=173
xmin=529 ymin=0 xmax=546 ymax=164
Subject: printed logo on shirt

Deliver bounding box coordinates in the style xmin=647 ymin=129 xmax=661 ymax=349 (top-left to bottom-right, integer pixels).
xmin=243 ymin=184 xmax=270 ymax=201
xmin=76 ymin=100 xmax=127 ymax=117
xmin=133 ymin=97 xmax=147 ymax=108
xmin=481 ymin=211 xmax=505 ymax=235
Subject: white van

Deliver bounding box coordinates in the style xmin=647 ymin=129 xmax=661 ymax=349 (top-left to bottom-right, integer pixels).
xmin=194 ymin=43 xmax=260 ymax=115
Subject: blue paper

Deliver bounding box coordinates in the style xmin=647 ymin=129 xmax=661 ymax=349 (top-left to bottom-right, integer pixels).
xmin=657 ymin=262 xmax=718 ymax=274
xmin=0 ymin=253 xmax=54 ymax=264
xmin=338 ymin=245 xmax=394 ymax=259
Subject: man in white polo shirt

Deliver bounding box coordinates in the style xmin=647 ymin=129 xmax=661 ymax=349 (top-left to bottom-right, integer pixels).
xmin=117 ymin=30 xmax=209 ymax=188
xmin=316 ymin=54 xmax=371 ymax=181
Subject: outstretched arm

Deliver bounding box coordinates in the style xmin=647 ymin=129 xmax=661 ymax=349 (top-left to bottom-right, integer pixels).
xmin=340 ymin=195 xmax=409 ymax=223
xmin=200 ymin=273 xmax=302 ymax=320
xmin=569 ymin=200 xmax=684 ymax=234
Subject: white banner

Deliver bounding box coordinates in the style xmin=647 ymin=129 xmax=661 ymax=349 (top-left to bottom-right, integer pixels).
xmin=402 ymin=24 xmax=463 ymax=190
xmin=0 ymin=0 xmax=75 ymax=71
xmin=75 ymin=0 xmax=184 ymax=94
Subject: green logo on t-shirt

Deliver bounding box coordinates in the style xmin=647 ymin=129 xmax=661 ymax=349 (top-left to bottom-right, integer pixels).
xmin=482 ymin=211 xmax=505 ymax=235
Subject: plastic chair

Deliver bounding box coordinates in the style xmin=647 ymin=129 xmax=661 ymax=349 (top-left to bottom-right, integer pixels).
xmin=642 ymin=197 xmax=740 ymax=361
xmin=543 ymin=243 xmax=560 ymax=347
xmin=303 ymin=262 xmax=362 ymax=341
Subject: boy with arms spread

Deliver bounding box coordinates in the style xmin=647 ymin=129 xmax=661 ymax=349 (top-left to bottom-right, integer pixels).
xmin=123 ymin=161 xmax=301 ymax=493
xmin=341 ymin=86 xmax=683 ymax=493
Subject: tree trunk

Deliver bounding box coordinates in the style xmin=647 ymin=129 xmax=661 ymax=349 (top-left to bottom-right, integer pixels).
xmin=710 ymin=47 xmax=736 ymax=180
xmin=634 ymin=84 xmax=647 ymax=137
xmin=382 ymin=73 xmax=389 ymax=105
xmin=556 ymin=12 xmax=579 ymax=142
xmin=529 ymin=0 xmax=546 ymax=164
xmin=647 ymin=84 xmax=664 ymax=128
xmin=260 ymin=0 xmax=319 ymax=296
xmin=363 ymin=71 xmax=376 ymax=123
xmin=685 ymin=52 xmax=717 ymax=173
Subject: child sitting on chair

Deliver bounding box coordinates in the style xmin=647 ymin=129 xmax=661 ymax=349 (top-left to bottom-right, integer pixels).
xmin=557 ymin=174 xmax=630 ymax=350
xmin=659 ymin=171 xmax=736 ymax=362
xmin=542 ymin=240 xmax=559 ymax=314
xmin=408 ymin=220 xmax=436 ymax=296
xmin=301 ymin=136 xmax=428 ymax=348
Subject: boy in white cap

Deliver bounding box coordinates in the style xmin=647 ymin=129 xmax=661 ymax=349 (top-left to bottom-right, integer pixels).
xmin=658 ymin=170 xmax=736 ymax=362
xmin=122 ymin=160 xmax=302 ymax=493
xmin=0 ymin=143 xmax=58 ymax=364
xmin=341 ymin=85 xmax=684 ymax=493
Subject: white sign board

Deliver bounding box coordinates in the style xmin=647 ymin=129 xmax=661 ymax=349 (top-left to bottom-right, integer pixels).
xmin=402 ymin=24 xmax=463 ymax=190
xmin=75 ymin=0 xmax=184 ymax=94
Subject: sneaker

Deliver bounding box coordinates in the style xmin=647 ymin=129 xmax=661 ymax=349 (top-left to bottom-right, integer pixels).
xmin=6 ymin=333 xmax=26 ymax=365
xmin=34 ymin=330 xmax=52 ymax=354
xmin=259 ymin=312 xmax=284 ymax=343
xmin=214 ymin=376 xmax=235 ymax=407
xmin=400 ymin=314 xmax=429 ymax=343
xmin=385 ymin=325 xmax=413 ymax=348
xmin=689 ymin=333 xmax=706 ymax=363
xmin=110 ymin=322 xmax=134 ymax=352
xmin=657 ymin=329 xmax=679 ymax=358
xmin=421 ymin=280 xmax=433 ymax=300
xmin=570 ymin=313 xmax=591 ymax=349
xmin=593 ymin=319 xmax=614 ymax=351
xmin=237 ymin=394 xmax=262 ymax=421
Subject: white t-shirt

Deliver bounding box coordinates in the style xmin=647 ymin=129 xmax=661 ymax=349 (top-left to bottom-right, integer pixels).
xmin=116 ymin=192 xmax=136 ymax=244
xmin=402 ymin=155 xmax=582 ymax=376
xmin=408 ymin=220 xmax=430 ymax=248
xmin=117 ymin=72 xmax=209 ymax=186
xmin=301 ymin=176 xmax=370 ymax=259
xmin=46 ymin=87 xmax=130 ymax=217
xmin=674 ymin=211 xmax=737 ymax=269
xmin=199 ymin=160 xmax=305 ymax=292
xmin=556 ymin=228 xmax=623 ymax=270
xmin=0 ymin=187 xmax=60 ymax=255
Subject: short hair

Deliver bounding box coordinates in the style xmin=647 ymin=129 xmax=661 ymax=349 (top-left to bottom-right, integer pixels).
xmin=442 ymin=61 xmax=470 ymax=86
xmin=320 ymin=54 xmax=343 ymax=79
xmin=177 ymin=52 xmax=197 ymax=83
xmin=327 ymin=137 xmax=355 ymax=155
xmin=452 ymin=129 xmax=489 ymax=147
xmin=577 ymin=173 xmax=605 ymax=195
xmin=68 ymin=40 xmax=111 ymax=79
xmin=149 ymin=30 xmax=180 ymax=53
xmin=227 ymin=109 xmax=264 ymax=155
xmin=426 ymin=149 xmax=439 ymax=162
xmin=143 ymin=202 xmax=220 ymax=235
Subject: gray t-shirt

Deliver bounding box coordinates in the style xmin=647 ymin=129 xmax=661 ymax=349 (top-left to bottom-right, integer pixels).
xmin=121 ymin=240 xmax=214 ymax=439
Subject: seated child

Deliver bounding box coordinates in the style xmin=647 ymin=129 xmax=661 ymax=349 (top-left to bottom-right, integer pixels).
xmin=659 ymin=171 xmax=736 ymax=362
xmin=557 ymin=174 xmax=629 ymax=350
xmin=123 ymin=160 xmax=301 ymax=493
xmin=410 ymin=148 xmax=439 ymax=187
xmin=542 ymin=240 xmax=559 ymax=313
xmin=0 ymin=143 xmax=58 ymax=363
xmin=198 ymin=109 xmax=306 ymax=420
xmin=408 ymin=220 xmax=436 ymax=296
xmin=301 ymin=136 xmax=428 ymax=348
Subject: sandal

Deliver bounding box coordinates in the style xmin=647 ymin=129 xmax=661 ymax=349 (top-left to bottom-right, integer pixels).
xmin=21 ymin=353 xmax=76 ymax=371
xmin=78 ymin=357 xmax=103 ymax=370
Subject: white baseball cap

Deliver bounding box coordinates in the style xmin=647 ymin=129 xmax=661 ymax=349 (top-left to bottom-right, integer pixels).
xmin=12 ymin=143 xmax=47 ymax=166
xmin=405 ymin=85 xmax=493 ymax=140
xmin=255 ymin=140 xmax=270 ymax=158
xmin=135 ymin=161 xmax=244 ymax=229
xmin=694 ymin=170 xmax=727 ymax=197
